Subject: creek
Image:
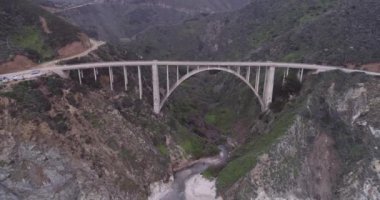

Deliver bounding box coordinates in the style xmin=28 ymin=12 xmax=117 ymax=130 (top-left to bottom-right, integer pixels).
xmin=149 ymin=146 xmax=228 ymax=200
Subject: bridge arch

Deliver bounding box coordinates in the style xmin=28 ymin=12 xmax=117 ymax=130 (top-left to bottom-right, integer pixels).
xmin=159 ymin=67 xmax=265 ymax=112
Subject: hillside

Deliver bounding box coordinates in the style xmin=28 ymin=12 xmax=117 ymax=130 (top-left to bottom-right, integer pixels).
xmin=35 ymin=0 xmax=251 ymax=43
xmin=217 ymin=71 xmax=380 ymax=199
xmin=0 ymin=0 xmax=379 ymax=199
xmin=36 ymin=0 xmax=251 ymax=13
xmin=0 ymin=0 xmax=89 ymax=74
xmin=128 ymin=0 xmax=380 ymax=67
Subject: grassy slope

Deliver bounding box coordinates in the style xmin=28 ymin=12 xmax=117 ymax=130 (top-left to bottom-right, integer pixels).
xmin=216 ymin=101 xmax=302 ymax=190
xmin=0 ymin=0 xmax=80 ymax=62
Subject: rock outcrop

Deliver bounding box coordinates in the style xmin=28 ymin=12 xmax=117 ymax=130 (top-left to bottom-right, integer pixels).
xmin=222 ymin=71 xmax=380 ymax=199
xmin=0 ymin=77 xmax=171 ymax=199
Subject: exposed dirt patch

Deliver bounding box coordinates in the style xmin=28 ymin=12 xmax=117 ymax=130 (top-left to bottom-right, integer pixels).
xmin=232 ymin=120 xmax=250 ymax=144
xmin=57 ymin=33 xmax=91 ymax=58
xmin=361 ymin=63 xmax=380 ymax=73
xmin=39 ymin=5 xmax=60 ymax=13
xmin=300 ymin=131 xmax=342 ymax=200
xmin=39 ymin=16 xmax=52 ymax=34
xmin=0 ymin=55 xmax=37 ymax=74
xmin=345 ymin=62 xmax=380 ymax=72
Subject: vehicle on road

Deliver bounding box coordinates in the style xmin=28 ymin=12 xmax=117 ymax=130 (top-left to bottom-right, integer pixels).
xmin=1 ymin=77 xmax=9 ymax=83
xmin=31 ymin=70 xmax=40 ymax=75
xmin=12 ymin=75 xmax=22 ymax=81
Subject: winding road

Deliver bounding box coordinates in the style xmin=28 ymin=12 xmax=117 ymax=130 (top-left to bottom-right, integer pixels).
xmin=0 ymin=39 xmax=105 ymax=82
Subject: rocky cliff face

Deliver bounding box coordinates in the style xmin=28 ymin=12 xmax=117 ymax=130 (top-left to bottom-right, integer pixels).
xmin=221 ymin=71 xmax=380 ymax=199
xmin=0 ymin=77 xmax=173 ymax=199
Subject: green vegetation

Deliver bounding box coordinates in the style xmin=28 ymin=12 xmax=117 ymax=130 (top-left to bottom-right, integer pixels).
xmin=83 ymin=111 xmax=103 ymax=128
xmin=45 ymin=77 xmax=64 ymax=96
xmin=202 ymin=165 xmax=223 ymax=180
xmin=119 ymin=147 xmax=137 ymax=164
xmin=171 ymin=120 xmax=218 ymax=158
xmin=216 ymin=104 xmax=301 ymax=191
xmin=48 ymin=113 xmax=69 ymax=134
xmin=0 ymin=0 xmax=80 ymax=62
xmin=117 ymin=176 xmax=140 ymax=193
xmin=0 ymin=81 xmax=51 ymax=116
xmin=205 ymin=108 xmax=234 ymax=134
xmin=205 ymin=113 xmax=216 ymax=124
xmin=0 ymin=160 xmax=7 ymax=167
xmin=298 ymin=0 xmax=337 ymax=24
xmin=176 ymin=124 xmax=204 ymax=157
xmin=282 ymin=51 xmax=304 ymax=62
xmin=127 ymin=0 xmax=380 ymax=65
xmin=12 ymin=26 xmax=53 ymax=60
xmin=157 ymin=144 xmax=170 ymax=157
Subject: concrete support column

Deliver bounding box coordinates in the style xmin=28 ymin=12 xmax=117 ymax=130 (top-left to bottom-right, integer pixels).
xmin=246 ymin=67 xmax=251 ymax=82
xmin=166 ymin=65 xmax=170 ymax=95
xmin=123 ymin=66 xmax=128 ymax=91
xmin=94 ymin=68 xmax=97 ymax=81
xmin=237 ymin=66 xmax=241 ymax=75
xmin=297 ymin=68 xmax=304 ymax=82
xmin=109 ymin=67 xmax=113 ymax=91
xmin=263 ymin=66 xmax=275 ymax=110
xmin=78 ymin=69 xmax=82 ymax=85
xmin=176 ymin=66 xmax=179 ymax=81
xmin=138 ymin=66 xmax=142 ymax=99
xmin=187 ymin=65 xmax=189 ymax=73
xmin=152 ymin=63 xmax=160 ymax=114
xmin=255 ymin=67 xmax=261 ymax=92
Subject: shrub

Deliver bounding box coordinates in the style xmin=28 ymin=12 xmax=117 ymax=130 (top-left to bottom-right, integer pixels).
xmin=1 ymin=81 xmax=51 ymax=115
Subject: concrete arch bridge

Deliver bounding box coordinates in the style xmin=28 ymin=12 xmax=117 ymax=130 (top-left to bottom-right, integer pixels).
xmin=20 ymin=61 xmax=380 ymax=114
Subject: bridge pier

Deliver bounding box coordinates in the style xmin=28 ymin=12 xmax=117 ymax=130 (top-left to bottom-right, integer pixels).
xmin=138 ymin=66 xmax=142 ymax=99
xmin=255 ymin=67 xmax=260 ymax=92
xmin=176 ymin=66 xmax=179 ymax=81
xmin=78 ymin=69 xmax=82 ymax=85
xmin=299 ymin=68 xmax=304 ymax=82
xmin=94 ymin=68 xmax=97 ymax=81
xmin=263 ymin=66 xmax=275 ymax=110
xmin=246 ymin=67 xmax=251 ymax=82
xmin=109 ymin=67 xmax=114 ymax=91
xmin=152 ymin=63 xmax=160 ymax=114
xmin=123 ymin=66 xmax=128 ymax=91
xmin=166 ymin=66 xmax=170 ymax=95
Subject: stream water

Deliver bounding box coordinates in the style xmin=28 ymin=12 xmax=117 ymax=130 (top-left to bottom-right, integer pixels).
xmin=149 ymin=146 xmax=228 ymax=200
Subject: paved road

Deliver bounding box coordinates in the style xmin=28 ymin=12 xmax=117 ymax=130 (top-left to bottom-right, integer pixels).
xmin=1 ymin=60 xmax=379 ymax=84
xmin=0 ymin=39 xmax=105 ymax=83
xmin=53 ymin=3 xmax=97 ymax=13
xmin=32 ymin=61 xmax=380 ymax=76
xmin=37 ymin=39 xmax=105 ymax=68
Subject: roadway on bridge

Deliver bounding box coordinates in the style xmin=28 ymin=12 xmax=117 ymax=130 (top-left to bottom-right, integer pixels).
xmin=1 ymin=60 xmax=380 ymax=84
